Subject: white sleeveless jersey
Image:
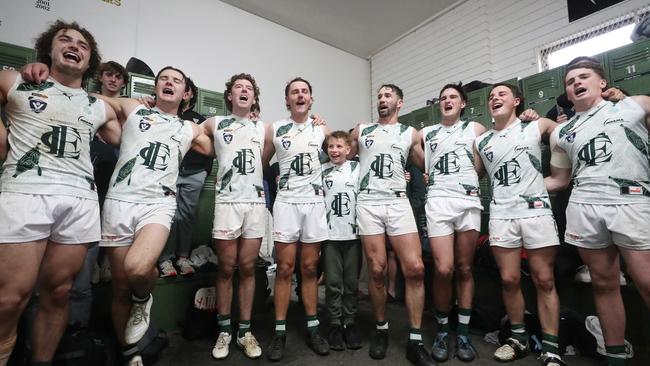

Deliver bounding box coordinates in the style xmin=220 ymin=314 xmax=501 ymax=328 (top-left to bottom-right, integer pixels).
xmin=0 ymin=76 xmax=106 ymax=199
xmin=357 ymin=122 xmax=413 ymax=203
xmin=106 ymin=105 xmax=193 ymax=204
xmin=273 ymin=118 xmax=326 ymax=204
xmin=475 ymin=119 xmax=552 ymax=219
xmin=422 ymin=120 xmax=482 ymax=205
xmin=212 ymin=115 xmax=265 ymax=203
xmin=322 ymin=160 xmax=360 ymax=240
xmin=555 ymin=98 xmax=650 ymax=204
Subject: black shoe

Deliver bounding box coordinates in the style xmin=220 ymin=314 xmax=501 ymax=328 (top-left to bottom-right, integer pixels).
xmin=455 ymin=335 xmax=477 ymax=362
xmin=307 ymin=330 xmax=330 ymax=355
xmin=430 ymin=332 xmax=449 ymax=362
xmin=369 ymin=329 xmax=389 ymax=359
xmin=328 ymin=325 xmax=345 ymax=351
xmin=344 ymin=324 xmax=363 ymax=350
xmin=266 ymin=333 xmax=286 ymax=362
xmin=406 ymin=341 xmax=436 ymax=366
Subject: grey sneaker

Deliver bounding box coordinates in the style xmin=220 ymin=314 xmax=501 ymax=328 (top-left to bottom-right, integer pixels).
xmin=159 ymin=259 xmax=177 ymax=278
xmin=431 ymin=332 xmax=449 ymax=362
xmin=176 ymin=257 xmax=195 ymax=276
xmin=455 ymin=335 xmax=477 ymax=362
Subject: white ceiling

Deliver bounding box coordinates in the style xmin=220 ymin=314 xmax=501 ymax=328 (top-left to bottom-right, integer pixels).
xmin=220 ymin=0 xmax=459 ymax=59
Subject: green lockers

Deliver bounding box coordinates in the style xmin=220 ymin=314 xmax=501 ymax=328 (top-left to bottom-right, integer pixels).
xmin=126 ymin=73 xmax=155 ymax=99
xmin=520 ymin=66 xmax=564 ymax=116
xmin=398 ymin=111 xmax=413 ymax=127
xmin=410 ymin=105 xmax=437 ymax=129
xmin=464 ymin=87 xmax=491 ymax=128
xmin=196 ymin=88 xmax=225 ymax=118
xmin=606 ymin=37 xmax=650 ymax=96
xmin=0 ymin=41 xmax=36 ymax=71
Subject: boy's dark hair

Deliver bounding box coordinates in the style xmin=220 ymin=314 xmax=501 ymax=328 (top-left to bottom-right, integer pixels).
xmin=95 ymin=61 xmax=128 ymax=84
xmin=35 ymin=20 xmax=101 ymax=83
xmin=184 ymin=77 xmax=199 ymax=111
xmin=284 ymin=77 xmax=312 ymax=97
xmin=327 ymin=130 xmax=352 ymax=146
xmin=378 ymin=84 xmax=403 ymax=100
xmin=224 ymin=73 xmax=260 ymax=113
xmin=439 ymin=83 xmax=468 ymax=116
xmin=564 ymin=56 xmax=607 ymax=86
xmin=490 ymin=83 xmax=525 ymax=116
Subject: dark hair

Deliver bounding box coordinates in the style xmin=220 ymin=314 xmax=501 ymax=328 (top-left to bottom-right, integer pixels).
xmin=184 ymin=77 xmax=198 ymax=110
xmin=439 ymin=83 xmax=468 ymax=116
xmin=95 ymin=61 xmax=128 ymax=84
xmin=378 ymin=84 xmax=403 ymax=100
xmin=327 ymin=130 xmax=352 ymax=146
xmin=154 ymin=66 xmax=188 ymax=116
xmin=224 ymin=73 xmax=260 ymax=113
xmin=564 ymin=56 xmax=607 ymax=85
xmin=285 ymin=77 xmax=312 ymax=97
xmin=251 ymin=103 xmax=260 ymax=113
xmin=490 ymin=83 xmax=525 ymax=116
xmin=35 ymin=20 xmax=101 ymax=84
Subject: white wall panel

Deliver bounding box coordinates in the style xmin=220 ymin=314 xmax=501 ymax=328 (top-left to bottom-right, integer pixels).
xmin=371 ymin=0 xmax=650 ymax=120
xmin=0 ymin=0 xmax=370 ymax=131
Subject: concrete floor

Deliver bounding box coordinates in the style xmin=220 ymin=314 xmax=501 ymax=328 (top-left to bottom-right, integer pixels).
xmin=156 ymin=290 xmax=605 ymax=366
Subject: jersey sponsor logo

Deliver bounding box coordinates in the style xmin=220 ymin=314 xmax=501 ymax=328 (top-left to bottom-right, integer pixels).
xmin=139 ymin=118 xmax=152 ymax=132
xmin=139 ymin=141 xmax=171 ymax=171
xmin=290 ymin=153 xmax=313 ymax=176
xmin=493 ymin=159 xmax=521 ymax=187
xmin=370 ymin=153 xmax=393 ymax=179
xmin=282 ymin=138 xmax=291 ymax=150
xmin=232 ymin=148 xmax=255 ymax=175
xmin=28 ymin=96 xmax=47 ymax=113
xmin=331 ymin=192 xmax=351 ymax=217
xmin=325 ymin=178 xmax=333 ymax=189
xmin=433 ymin=152 xmax=460 ymax=175
xmin=577 ymin=132 xmax=612 ymax=167
xmin=223 ymin=132 xmax=233 ymax=144
xmin=485 ymin=151 xmax=494 ymax=162
xmin=603 ymin=118 xmax=625 ymax=125
xmin=40 ymin=125 xmax=82 ymax=159
xmin=429 ymin=142 xmax=437 ymax=152
xmin=364 ymin=138 xmax=374 ymax=148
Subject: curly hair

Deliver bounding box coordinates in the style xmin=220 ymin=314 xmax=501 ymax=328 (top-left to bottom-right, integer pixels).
xmin=224 ymin=73 xmax=260 ymax=113
xmin=34 ymin=20 xmax=101 ymax=84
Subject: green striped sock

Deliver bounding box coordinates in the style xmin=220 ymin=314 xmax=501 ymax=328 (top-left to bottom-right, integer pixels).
xmin=457 ymin=308 xmax=472 ymax=336
xmin=275 ymin=320 xmax=287 ymax=335
xmin=409 ymin=328 xmax=423 ymax=344
xmin=435 ymin=311 xmax=450 ymax=333
xmin=306 ymin=314 xmax=320 ymax=333
xmin=605 ymin=345 xmax=627 ymax=366
xmin=510 ymin=323 xmax=528 ymax=344
xmin=542 ymin=333 xmax=559 ymax=354
xmin=217 ymin=314 xmax=231 ymax=335
xmin=238 ymin=320 xmax=251 ymax=338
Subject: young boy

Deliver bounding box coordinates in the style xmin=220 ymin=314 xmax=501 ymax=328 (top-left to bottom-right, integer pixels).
xmin=321 ymin=130 xmax=362 ymax=351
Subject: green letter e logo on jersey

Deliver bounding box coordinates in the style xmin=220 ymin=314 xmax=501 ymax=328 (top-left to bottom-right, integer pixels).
xmin=290 ymin=153 xmax=313 ymax=176
xmin=434 ymin=152 xmax=460 ymax=175
xmin=370 ymin=153 xmax=393 ymax=179
xmin=577 ymin=132 xmax=612 ymax=167
xmin=494 ymin=159 xmax=521 ymax=187
xmin=139 ymin=141 xmax=171 ymax=171
xmin=331 ymin=192 xmax=351 ymax=217
xmin=233 ymin=148 xmax=255 ymax=175
xmin=40 ymin=125 xmax=82 ymax=159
